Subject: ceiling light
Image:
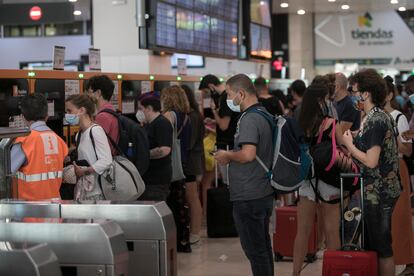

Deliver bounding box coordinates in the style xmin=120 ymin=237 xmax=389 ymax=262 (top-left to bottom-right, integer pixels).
xmin=341 ymin=4 xmax=350 ymax=10
xmin=390 ymin=0 xmax=399 ymax=4
xmin=73 ymin=10 xmax=82 ymax=15
xmin=68 ymin=0 xmax=77 ymax=2
xmin=297 ymin=9 xmax=306 ymax=15
xmin=398 ymin=6 xmax=407 ymax=11
xmin=328 ymin=0 xmax=336 ymax=2
xmin=280 ymin=2 xmax=289 ymax=8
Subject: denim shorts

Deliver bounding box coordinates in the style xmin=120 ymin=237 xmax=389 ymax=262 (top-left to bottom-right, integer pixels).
xmin=364 ymin=197 xmax=398 ymax=258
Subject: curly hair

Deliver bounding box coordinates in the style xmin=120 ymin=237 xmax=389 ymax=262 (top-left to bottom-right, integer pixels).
xmin=160 ymin=85 xmax=190 ymax=113
xmin=353 ymin=69 xmax=387 ymax=108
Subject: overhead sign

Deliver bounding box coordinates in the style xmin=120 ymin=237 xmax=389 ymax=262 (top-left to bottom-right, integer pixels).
xmin=88 ymin=48 xmax=101 ymax=71
xmin=314 ymin=11 xmax=414 ymax=70
xmin=53 ymin=46 xmax=65 ymax=70
xmin=29 ymin=6 xmax=42 ymax=21
xmin=177 ymin=58 xmax=187 ymax=76
xmin=0 ymin=3 xmax=74 ymax=25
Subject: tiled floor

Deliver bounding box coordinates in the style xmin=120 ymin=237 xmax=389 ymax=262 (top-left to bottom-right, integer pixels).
xmin=177 ymin=229 xmax=323 ymax=276
xmin=177 ymin=228 xmax=406 ymax=276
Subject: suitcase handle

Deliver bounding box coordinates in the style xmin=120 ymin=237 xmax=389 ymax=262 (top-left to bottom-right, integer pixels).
xmin=340 ymin=174 xmax=365 ymax=250
xmin=340 ymin=173 xmax=361 ymax=178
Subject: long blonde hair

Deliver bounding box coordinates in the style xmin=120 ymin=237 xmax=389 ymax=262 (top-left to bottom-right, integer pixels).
xmin=160 ymin=85 xmax=190 ymax=113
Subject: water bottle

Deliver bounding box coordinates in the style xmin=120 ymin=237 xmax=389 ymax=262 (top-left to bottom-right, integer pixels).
xmin=126 ymin=142 xmax=135 ymax=159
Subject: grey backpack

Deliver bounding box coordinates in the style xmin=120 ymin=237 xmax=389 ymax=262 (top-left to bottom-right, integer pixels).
xmin=86 ymin=126 xmax=145 ymax=201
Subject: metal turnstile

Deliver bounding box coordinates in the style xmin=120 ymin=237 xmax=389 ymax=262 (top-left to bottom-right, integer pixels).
xmin=0 ymin=200 xmax=177 ymax=276
xmin=0 ymin=127 xmax=30 ymax=199
xmin=0 ymin=199 xmax=60 ymax=218
xmin=0 ymin=218 xmax=129 ymax=276
xmin=0 ymin=242 xmax=62 ymax=276
xmin=61 ymin=201 xmax=177 ymax=276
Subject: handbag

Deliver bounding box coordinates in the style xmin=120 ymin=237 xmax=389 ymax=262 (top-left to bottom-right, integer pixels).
xmin=171 ymin=112 xmax=188 ymax=182
xmin=311 ymin=118 xmax=359 ymax=192
xmin=79 ymin=125 xmax=145 ymax=201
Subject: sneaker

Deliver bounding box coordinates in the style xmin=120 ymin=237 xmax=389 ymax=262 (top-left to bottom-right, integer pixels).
xmin=190 ymin=234 xmax=200 ymax=245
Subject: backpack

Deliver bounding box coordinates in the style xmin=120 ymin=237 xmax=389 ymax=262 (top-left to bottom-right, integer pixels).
xmin=310 ymin=118 xmax=359 ymax=192
xmin=99 ymin=109 xmax=150 ymax=175
xmin=79 ymin=125 xmax=145 ymax=201
xmin=250 ymin=108 xmax=312 ymax=194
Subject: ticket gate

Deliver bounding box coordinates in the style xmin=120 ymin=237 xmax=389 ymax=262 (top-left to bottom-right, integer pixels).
xmin=0 ymin=242 xmax=62 ymax=276
xmin=0 ymin=219 xmax=129 ymax=276
xmin=0 ymin=200 xmax=177 ymax=276
xmin=61 ymin=201 xmax=177 ymax=276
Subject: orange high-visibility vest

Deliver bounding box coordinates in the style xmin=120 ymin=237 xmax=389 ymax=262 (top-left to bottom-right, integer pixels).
xmin=14 ymin=130 xmax=68 ymax=201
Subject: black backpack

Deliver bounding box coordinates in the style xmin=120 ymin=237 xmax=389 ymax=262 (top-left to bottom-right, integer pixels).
xmin=99 ymin=109 xmax=150 ymax=175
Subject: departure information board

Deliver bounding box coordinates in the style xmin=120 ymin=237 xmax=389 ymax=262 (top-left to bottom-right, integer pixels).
xmin=149 ymin=0 xmax=239 ymax=58
xmin=250 ymin=0 xmax=272 ymax=59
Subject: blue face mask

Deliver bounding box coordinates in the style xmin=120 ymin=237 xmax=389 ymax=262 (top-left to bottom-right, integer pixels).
xmin=65 ymin=113 xmax=79 ymax=125
xmin=226 ymin=94 xmax=241 ymax=113
xmin=409 ymin=94 xmax=414 ymax=105
xmin=350 ymin=95 xmax=359 ymax=105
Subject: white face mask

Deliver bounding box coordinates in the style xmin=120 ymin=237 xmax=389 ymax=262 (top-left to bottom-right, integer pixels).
xmin=136 ymin=110 xmax=146 ymax=123
xmin=226 ymin=94 xmax=241 ymax=113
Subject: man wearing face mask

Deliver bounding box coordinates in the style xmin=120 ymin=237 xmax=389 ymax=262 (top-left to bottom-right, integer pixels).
xmin=10 ymin=94 xmax=68 ymax=201
xmin=86 ymin=75 xmax=119 ymax=156
xmin=214 ymin=74 xmax=274 ymax=276
xmin=199 ymin=74 xmax=240 ymax=185
xmin=136 ymin=95 xmax=173 ymax=201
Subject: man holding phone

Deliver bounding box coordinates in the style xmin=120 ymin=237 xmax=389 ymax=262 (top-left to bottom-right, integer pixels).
xmin=199 ymin=74 xmax=240 ymax=184
xmin=214 ymin=74 xmax=274 ymax=276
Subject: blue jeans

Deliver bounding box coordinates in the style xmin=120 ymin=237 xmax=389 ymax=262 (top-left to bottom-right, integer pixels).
xmin=233 ymin=195 xmax=274 ymax=276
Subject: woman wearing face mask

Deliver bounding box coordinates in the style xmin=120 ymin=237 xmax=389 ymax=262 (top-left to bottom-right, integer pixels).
xmin=342 ymin=70 xmax=400 ymax=276
xmin=292 ymin=85 xmax=343 ymax=276
xmin=65 ymin=94 xmax=113 ymax=200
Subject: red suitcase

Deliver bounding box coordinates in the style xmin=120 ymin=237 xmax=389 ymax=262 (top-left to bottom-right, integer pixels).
xmin=322 ymin=173 xmax=378 ymax=276
xmin=273 ymin=206 xmax=318 ymax=262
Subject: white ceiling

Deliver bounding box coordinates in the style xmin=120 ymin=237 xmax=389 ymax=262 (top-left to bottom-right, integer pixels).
xmin=273 ymin=0 xmax=414 ymax=14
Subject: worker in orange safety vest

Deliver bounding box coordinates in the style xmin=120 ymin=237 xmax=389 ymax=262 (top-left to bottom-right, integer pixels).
xmin=10 ymin=94 xmax=68 ymax=201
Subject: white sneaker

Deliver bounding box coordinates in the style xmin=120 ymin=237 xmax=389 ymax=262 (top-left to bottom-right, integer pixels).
xmin=190 ymin=234 xmax=200 ymax=245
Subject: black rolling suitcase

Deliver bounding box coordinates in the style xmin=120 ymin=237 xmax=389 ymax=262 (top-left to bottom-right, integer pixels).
xmin=207 ymin=148 xmax=238 ymax=238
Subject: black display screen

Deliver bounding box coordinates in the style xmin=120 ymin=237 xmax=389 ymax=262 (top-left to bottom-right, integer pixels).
xmin=249 ymin=23 xmax=271 ymax=59
xmin=249 ymin=0 xmax=272 ymax=59
xmin=150 ymin=0 xmax=239 ymax=58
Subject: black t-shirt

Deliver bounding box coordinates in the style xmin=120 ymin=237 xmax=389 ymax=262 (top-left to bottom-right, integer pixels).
xmin=143 ymin=115 xmax=173 ymax=183
xmin=216 ymin=91 xmax=240 ymax=149
xmin=334 ymin=95 xmax=361 ymax=131
xmin=258 ymin=96 xmax=283 ymax=116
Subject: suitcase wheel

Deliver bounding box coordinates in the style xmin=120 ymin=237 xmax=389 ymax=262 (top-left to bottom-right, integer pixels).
xmin=305 ymin=254 xmax=316 ymax=263
xmin=274 ymin=252 xmax=283 ymax=262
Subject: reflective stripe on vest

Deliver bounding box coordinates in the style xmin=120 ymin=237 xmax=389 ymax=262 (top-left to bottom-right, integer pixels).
xmin=16 ymin=171 xmax=63 ymax=182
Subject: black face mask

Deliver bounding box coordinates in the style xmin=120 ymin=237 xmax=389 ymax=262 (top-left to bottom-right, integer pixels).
xmin=210 ymin=88 xmax=220 ymax=99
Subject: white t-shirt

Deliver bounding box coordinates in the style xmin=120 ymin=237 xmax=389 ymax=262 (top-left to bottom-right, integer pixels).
xmin=76 ymin=124 xmax=113 ymax=197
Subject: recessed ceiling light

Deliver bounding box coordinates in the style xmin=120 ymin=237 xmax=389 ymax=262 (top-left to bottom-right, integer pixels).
xmin=328 ymin=0 xmax=336 ymax=2
xmin=297 ymin=9 xmax=306 ymax=15
xmin=73 ymin=10 xmax=82 ymax=15
xmin=68 ymin=0 xmax=77 ymax=2
xmin=390 ymin=0 xmax=399 ymax=4
xmin=341 ymin=4 xmax=350 ymax=10
xmin=280 ymin=2 xmax=289 ymax=8
xmin=398 ymin=6 xmax=407 ymax=11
